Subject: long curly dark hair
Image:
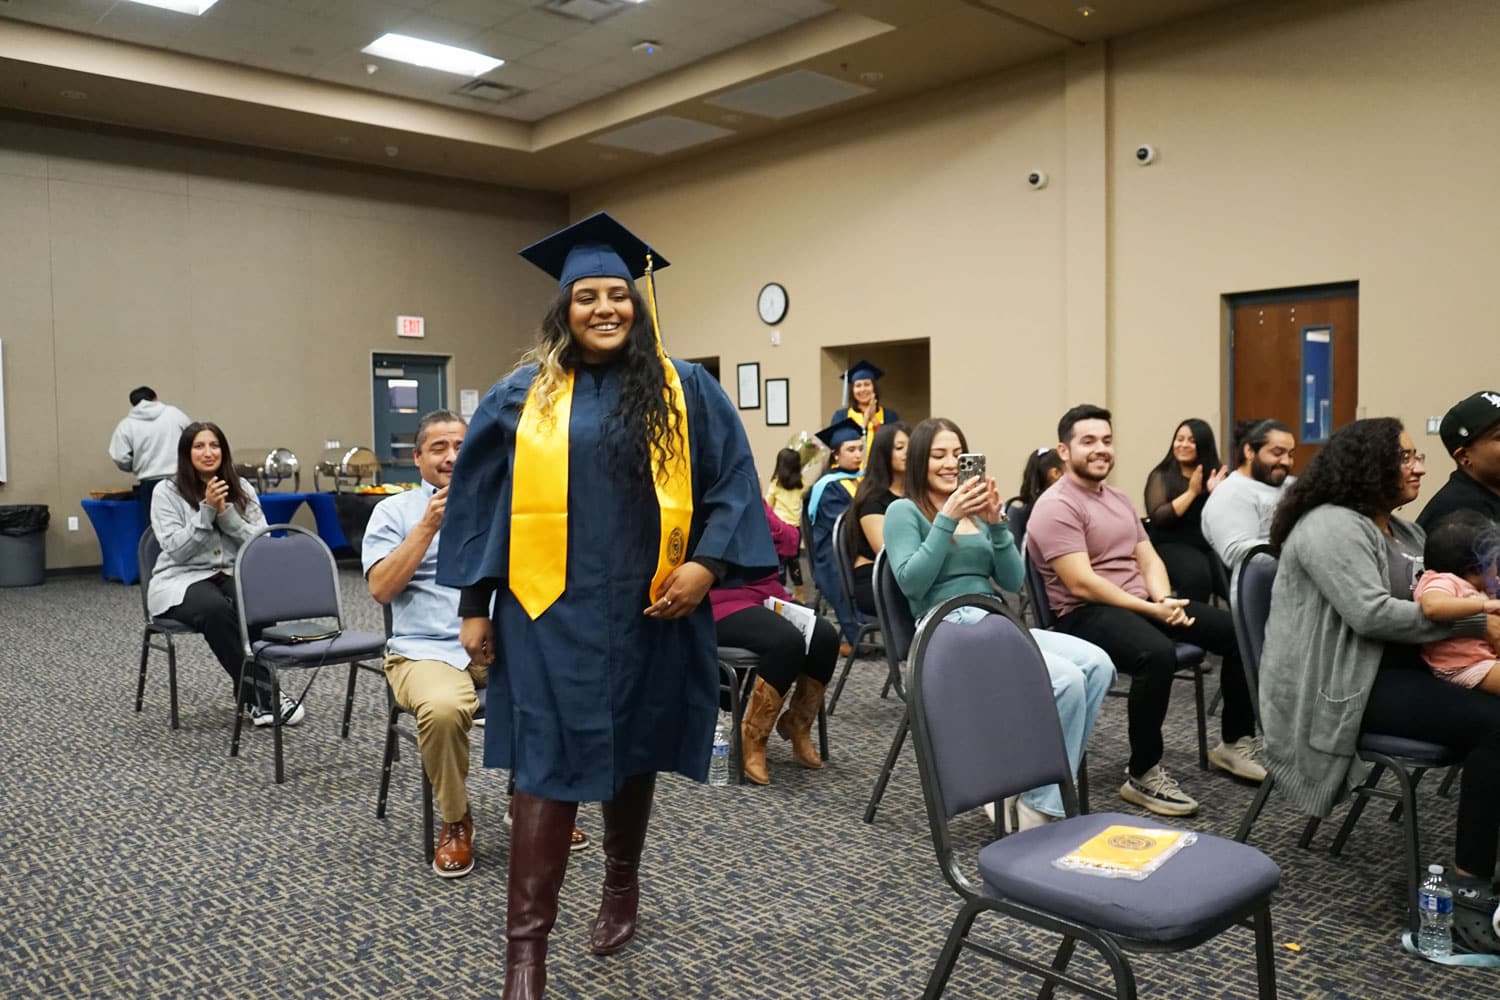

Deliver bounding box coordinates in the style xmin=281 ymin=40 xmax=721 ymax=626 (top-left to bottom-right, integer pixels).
xmin=172 ymin=421 xmax=252 ymax=515
xmin=521 ymin=282 xmax=680 ymax=480
xmin=1150 ymin=418 xmax=1222 ymax=480
xmin=1268 ymin=417 xmax=1405 ymax=550
xmin=843 ymin=422 xmax=910 ymax=561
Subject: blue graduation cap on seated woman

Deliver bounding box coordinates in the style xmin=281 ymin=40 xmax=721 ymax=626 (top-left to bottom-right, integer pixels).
xmin=830 ymin=359 xmax=899 ymax=470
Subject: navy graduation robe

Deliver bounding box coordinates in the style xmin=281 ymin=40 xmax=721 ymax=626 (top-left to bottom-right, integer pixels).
xmin=808 ymin=473 xmax=859 ymax=644
xmin=437 ymin=358 xmax=776 ymax=802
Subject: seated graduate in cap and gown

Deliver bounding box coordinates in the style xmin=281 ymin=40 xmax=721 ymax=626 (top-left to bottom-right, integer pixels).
xmin=829 ymin=359 xmax=899 ymax=472
xmin=437 ymin=212 xmax=776 ymax=1000
xmin=807 ymin=416 xmax=865 ymax=647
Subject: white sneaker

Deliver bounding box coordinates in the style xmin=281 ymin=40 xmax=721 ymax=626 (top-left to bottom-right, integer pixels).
xmin=251 ymin=694 xmax=305 ymax=728
xmin=1209 ymin=736 xmax=1267 ymax=782
xmin=1014 ymin=798 xmax=1055 ymax=831
xmin=1120 ymin=765 xmax=1199 ymax=817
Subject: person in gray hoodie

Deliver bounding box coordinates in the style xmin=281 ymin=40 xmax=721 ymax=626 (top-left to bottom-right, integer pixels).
xmin=1261 ymin=417 xmax=1500 ymax=897
xmin=109 ymin=386 xmax=191 ymax=507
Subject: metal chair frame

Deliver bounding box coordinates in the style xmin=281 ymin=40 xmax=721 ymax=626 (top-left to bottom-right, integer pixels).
xmin=134 ymin=527 xmax=200 ymax=730
xmin=908 ymin=593 xmax=1277 ymax=1000
xmin=229 ymin=524 xmax=384 ymax=783
xmin=1024 ymin=556 xmax=1211 ymax=771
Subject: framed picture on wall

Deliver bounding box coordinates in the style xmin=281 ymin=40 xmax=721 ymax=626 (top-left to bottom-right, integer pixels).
xmin=765 ymin=378 xmax=789 ymax=426
xmin=737 ymin=363 xmax=760 ymax=410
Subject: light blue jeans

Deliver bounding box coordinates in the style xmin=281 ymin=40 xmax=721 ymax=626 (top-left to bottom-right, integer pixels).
xmin=942 ymin=607 xmax=1116 ymax=817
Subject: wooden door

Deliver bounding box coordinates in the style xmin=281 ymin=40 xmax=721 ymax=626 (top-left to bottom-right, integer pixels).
xmin=1231 ymin=289 xmax=1358 ymax=472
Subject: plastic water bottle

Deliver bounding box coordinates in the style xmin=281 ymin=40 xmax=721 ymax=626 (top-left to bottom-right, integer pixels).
xmin=1418 ymin=864 xmax=1454 ymax=958
xmin=708 ymin=714 xmax=732 ymax=786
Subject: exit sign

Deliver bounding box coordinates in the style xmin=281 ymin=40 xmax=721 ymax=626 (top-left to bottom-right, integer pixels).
xmin=397 ymin=315 xmax=425 ymax=338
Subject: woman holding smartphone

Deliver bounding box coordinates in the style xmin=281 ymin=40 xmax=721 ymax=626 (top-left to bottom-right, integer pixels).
xmin=884 ymin=418 xmax=1115 ymax=831
xmin=147 ymin=421 xmax=301 ymax=727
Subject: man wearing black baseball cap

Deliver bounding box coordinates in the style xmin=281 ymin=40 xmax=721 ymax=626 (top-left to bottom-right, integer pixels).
xmin=1416 ymin=390 xmax=1500 ymax=529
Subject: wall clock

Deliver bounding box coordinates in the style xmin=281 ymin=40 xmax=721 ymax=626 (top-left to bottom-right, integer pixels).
xmin=757 ymin=282 xmax=788 ymax=325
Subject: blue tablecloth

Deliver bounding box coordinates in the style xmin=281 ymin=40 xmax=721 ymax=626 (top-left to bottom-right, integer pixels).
xmin=306 ymin=492 xmax=350 ymax=553
xmin=258 ymin=491 xmax=310 ymax=528
xmin=81 ymin=498 xmax=144 ymax=585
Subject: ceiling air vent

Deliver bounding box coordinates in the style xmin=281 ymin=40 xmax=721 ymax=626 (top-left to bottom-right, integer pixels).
xmin=454 ymin=79 xmax=523 ymax=103
xmin=541 ymin=0 xmax=628 ymax=24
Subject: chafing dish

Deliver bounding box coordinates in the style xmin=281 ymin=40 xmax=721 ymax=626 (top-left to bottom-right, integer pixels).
xmin=314 ymin=446 xmax=381 ymax=493
xmin=234 ymin=447 xmax=300 ymax=493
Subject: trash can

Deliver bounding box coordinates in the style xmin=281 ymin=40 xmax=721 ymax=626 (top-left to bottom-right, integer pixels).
xmin=0 ymin=505 xmax=49 ymax=587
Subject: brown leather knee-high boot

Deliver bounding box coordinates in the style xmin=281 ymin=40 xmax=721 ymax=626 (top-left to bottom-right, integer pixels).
xmin=589 ymin=772 xmax=657 ymax=956
xmin=503 ymin=791 xmax=580 ymax=1000
xmin=740 ymin=677 xmax=788 ymax=785
xmin=775 ymin=677 xmax=826 ymax=769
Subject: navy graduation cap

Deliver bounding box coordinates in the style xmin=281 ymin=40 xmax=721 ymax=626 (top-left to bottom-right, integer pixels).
xmin=842 ymin=359 xmax=885 ymax=385
xmin=519 ymin=211 xmax=671 ymax=288
xmin=816 ymin=416 xmax=864 ymax=450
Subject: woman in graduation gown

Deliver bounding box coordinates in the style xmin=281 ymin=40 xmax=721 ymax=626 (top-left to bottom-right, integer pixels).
xmin=829 ymin=358 xmax=900 ymax=470
xmin=438 ymin=213 xmax=776 ymax=1000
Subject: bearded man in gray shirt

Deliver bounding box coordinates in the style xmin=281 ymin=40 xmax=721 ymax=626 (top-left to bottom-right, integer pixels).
xmin=1202 ymin=419 xmax=1296 ymax=570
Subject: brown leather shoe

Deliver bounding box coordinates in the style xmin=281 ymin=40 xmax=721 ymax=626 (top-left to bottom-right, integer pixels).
xmin=590 ymin=773 xmax=656 ymax=956
xmin=776 ymin=678 xmax=826 ymax=769
xmin=433 ymin=808 xmax=474 ymax=878
xmin=739 ymin=677 xmax=786 ymax=786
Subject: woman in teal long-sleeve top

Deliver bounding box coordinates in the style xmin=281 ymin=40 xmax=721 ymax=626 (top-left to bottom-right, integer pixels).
xmin=884 ymin=418 xmax=1115 ymax=830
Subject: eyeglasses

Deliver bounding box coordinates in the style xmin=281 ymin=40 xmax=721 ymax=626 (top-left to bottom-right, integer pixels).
xmin=1399 ymin=449 xmax=1426 ymax=468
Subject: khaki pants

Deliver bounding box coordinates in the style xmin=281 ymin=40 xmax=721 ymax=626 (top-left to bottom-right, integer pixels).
xmin=384 ymin=654 xmax=487 ymax=824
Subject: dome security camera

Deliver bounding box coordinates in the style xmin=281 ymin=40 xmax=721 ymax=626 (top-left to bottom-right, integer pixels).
xmin=1027 ymin=170 xmax=1048 ymax=190
xmin=1134 ymin=144 xmax=1158 ymax=165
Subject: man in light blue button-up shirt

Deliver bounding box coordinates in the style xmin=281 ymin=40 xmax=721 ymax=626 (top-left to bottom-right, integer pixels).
xmin=364 ymin=410 xmax=487 ymax=878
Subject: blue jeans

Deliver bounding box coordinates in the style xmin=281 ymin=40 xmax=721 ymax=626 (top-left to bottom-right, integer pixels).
xmin=943 ymin=607 xmax=1115 ymax=818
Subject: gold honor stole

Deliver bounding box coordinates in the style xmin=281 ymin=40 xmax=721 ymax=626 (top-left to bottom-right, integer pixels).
xmin=510 ymin=256 xmax=692 ymax=620
xmin=846 ymin=406 xmax=886 ymax=470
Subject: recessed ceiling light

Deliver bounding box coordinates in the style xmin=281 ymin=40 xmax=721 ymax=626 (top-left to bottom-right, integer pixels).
xmin=59 ymin=89 xmax=87 ymax=100
xmin=361 ymin=33 xmax=503 ymax=78
xmin=120 ymin=0 xmax=221 ymax=13
xmin=858 ymin=71 xmax=883 ymax=83
xmin=1077 ymin=5 xmax=1096 ymax=15
xmin=333 ymin=135 xmax=353 ymax=145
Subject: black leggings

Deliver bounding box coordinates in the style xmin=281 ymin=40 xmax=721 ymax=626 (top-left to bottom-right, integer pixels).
xmin=714 ymin=605 xmax=838 ymax=695
xmin=1363 ymin=646 xmax=1500 ymax=877
xmin=851 ymin=562 xmax=875 ymax=617
xmin=164 ymin=576 xmax=271 ymax=704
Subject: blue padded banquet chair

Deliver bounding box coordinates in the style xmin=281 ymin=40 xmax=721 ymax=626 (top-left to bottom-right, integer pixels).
xmin=825 ymin=510 xmax=885 ymax=716
xmin=863 ymin=548 xmax=920 ymax=823
xmin=230 ymin=524 xmax=387 ymax=784
xmin=907 ymin=592 xmax=1279 ymax=999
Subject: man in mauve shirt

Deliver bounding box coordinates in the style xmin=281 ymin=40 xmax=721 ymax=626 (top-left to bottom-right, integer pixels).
xmin=1026 ymin=404 xmax=1261 ymax=818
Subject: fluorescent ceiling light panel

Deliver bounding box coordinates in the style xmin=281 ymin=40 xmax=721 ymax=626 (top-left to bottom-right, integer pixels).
xmin=119 ymin=0 xmax=221 ymax=13
xmin=361 ymin=33 xmax=504 ymax=78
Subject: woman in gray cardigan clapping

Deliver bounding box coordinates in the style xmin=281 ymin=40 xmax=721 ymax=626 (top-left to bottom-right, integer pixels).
xmin=1260 ymin=418 xmax=1500 ymax=899
xmin=148 ymin=422 xmax=303 ymax=728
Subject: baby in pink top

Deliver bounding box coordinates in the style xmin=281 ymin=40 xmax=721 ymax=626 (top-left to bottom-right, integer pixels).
xmin=1415 ymin=511 xmax=1500 ymax=694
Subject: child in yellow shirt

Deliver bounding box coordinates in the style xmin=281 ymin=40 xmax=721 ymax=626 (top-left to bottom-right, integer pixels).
xmin=765 ymin=448 xmax=806 ymax=600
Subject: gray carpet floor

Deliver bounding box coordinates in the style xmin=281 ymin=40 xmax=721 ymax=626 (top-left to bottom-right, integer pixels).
xmin=1 ymin=571 xmax=1491 ymax=998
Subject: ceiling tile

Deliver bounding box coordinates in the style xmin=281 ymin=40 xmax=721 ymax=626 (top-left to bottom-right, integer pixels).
xmin=485 ymin=61 xmax=565 ymax=91
xmin=424 ymin=0 xmax=532 ymax=28
xmin=495 ymin=7 xmax=594 ymax=45
xmin=494 ymin=90 xmax=581 ymax=122
xmin=464 ymin=28 xmax=548 ymax=63
xmin=388 ymin=12 xmax=488 ymax=48
xmin=551 ymin=23 xmax=640 ymax=58
xmin=516 ymin=43 xmax=600 ymax=74
xmin=590 ymin=114 xmax=736 ymax=155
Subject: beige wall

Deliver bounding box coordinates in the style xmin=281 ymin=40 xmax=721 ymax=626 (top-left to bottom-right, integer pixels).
xmin=575 ymin=0 xmax=1499 ymax=509
xmin=0 ymin=117 xmax=565 ymax=568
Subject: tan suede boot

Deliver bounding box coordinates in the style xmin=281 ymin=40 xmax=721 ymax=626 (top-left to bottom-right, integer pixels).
xmin=740 ymin=677 xmax=787 ymax=785
xmin=775 ymin=677 xmax=826 ymax=769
